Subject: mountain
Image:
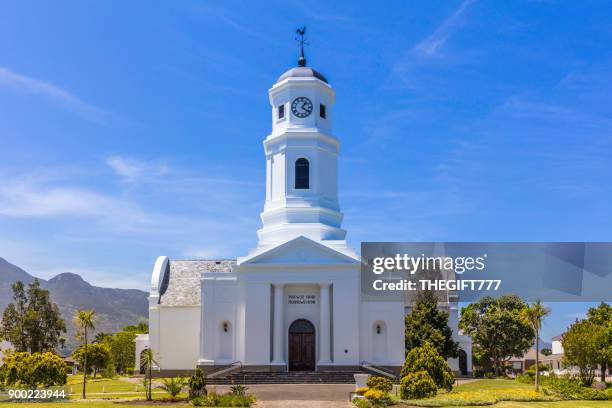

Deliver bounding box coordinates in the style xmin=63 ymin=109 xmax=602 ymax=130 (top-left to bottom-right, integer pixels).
xmin=0 ymin=257 xmax=148 ymax=355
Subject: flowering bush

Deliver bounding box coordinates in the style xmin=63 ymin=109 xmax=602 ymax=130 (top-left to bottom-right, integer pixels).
xmin=399 ymin=370 xmax=437 ymax=399
xmin=364 ymin=388 xmax=392 ymax=406
xmin=366 ymin=376 xmax=393 ymax=394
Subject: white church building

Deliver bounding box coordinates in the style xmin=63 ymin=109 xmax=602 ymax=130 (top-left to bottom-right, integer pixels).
xmin=140 ymin=54 xmax=472 ymax=377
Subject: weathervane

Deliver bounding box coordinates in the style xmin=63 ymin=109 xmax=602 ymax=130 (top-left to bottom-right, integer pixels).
xmin=295 ymin=26 xmax=308 ymax=67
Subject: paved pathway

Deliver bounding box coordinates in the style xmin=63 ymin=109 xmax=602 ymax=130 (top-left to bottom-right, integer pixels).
xmin=210 ymin=384 xmax=355 ymax=407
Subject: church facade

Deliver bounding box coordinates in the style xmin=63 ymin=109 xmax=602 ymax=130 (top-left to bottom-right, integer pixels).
xmin=142 ymin=58 xmax=472 ymax=376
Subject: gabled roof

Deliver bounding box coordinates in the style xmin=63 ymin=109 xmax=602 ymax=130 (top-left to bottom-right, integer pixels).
xmin=238 ymin=236 xmax=359 ymax=266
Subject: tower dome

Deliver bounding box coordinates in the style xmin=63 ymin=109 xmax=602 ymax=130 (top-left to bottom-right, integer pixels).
xmin=277 ymin=66 xmax=328 ymax=84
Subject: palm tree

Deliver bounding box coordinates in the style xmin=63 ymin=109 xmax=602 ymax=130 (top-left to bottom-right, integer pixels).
xmin=74 ymin=310 xmax=95 ymax=399
xmin=158 ymin=377 xmax=185 ymax=400
xmin=140 ymin=348 xmax=158 ymax=401
xmin=521 ymin=300 xmax=550 ymax=391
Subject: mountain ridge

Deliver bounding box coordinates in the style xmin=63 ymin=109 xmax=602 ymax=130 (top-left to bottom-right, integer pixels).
xmin=0 ymin=257 xmax=148 ymax=355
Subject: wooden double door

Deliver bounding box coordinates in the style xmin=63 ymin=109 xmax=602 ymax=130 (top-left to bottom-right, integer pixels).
xmin=288 ymin=319 xmax=315 ymax=371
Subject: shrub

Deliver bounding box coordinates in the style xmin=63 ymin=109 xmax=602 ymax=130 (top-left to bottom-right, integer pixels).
xmin=400 ymin=371 xmax=437 ymax=399
xmin=355 ymin=387 xmax=369 ymax=395
xmin=364 ymin=388 xmax=391 ymax=406
xmin=230 ymin=384 xmax=247 ymax=396
xmin=159 ymin=377 xmax=185 ymax=398
xmin=400 ymin=341 xmax=455 ymax=391
xmin=352 ymin=397 xmax=372 ymax=408
xmin=526 ymin=363 xmax=549 ymax=372
xmin=366 ymin=376 xmax=393 ymax=394
xmin=189 ymin=368 xmax=207 ymax=399
xmin=539 ymin=376 xmax=612 ymax=400
xmin=0 ymin=352 xmax=67 ymax=388
xmin=191 ymin=391 xmax=255 ymax=406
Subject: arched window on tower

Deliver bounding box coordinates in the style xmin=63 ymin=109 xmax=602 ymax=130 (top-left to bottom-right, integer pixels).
xmin=295 ymin=158 xmax=309 ymax=189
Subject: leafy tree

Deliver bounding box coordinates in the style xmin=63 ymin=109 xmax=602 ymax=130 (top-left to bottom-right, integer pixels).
xmin=562 ymin=319 xmax=606 ymax=386
xmin=400 ymin=341 xmax=454 ymax=391
xmin=0 ymin=352 xmax=67 ymax=388
xmin=460 ymin=295 xmax=534 ymax=375
xmin=111 ymin=331 xmax=136 ymax=374
xmin=122 ymin=322 xmax=149 ymax=333
xmin=586 ymin=302 xmax=612 ymax=382
xmin=521 ymin=300 xmax=550 ymax=391
xmin=74 ymin=310 xmax=95 ymax=399
xmin=72 ymin=343 xmax=111 ymax=378
xmin=93 ymin=332 xmax=112 ymax=344
xmin=541 ymin=348 xmax=552 ymax=356
xmin=140 ymin=348 xmax=158 ymax=401
xmin=0 ymin=280 xmax=66 ymax=353
xmin=405 ymin=290 xmax=459 ymax=359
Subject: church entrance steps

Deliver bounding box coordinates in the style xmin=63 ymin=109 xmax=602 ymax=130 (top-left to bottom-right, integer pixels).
xmin=206 ymin=370 xmax=371 ymax=384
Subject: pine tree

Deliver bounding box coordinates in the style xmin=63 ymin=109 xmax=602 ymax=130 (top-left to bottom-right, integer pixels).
xmin=0 ymin=280 xmax=66 ymax=353
xmin=405 ymin=290 xmax=459 ymax=359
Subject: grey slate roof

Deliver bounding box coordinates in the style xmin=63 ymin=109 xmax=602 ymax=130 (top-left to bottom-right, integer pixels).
xmin=159 ymin=259 xmax=235 ymax=307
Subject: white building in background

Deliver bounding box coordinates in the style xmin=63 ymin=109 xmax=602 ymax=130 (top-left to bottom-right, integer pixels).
xmin=143 ymin=56 xmax=472 ymax=376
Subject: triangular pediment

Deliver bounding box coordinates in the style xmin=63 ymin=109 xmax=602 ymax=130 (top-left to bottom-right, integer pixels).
xmin=238 ymin=236 xmax=359 ymax=266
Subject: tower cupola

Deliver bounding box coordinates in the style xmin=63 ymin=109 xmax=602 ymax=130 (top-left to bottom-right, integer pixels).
xmin=255 ymin=28 xmax=346 ymax=248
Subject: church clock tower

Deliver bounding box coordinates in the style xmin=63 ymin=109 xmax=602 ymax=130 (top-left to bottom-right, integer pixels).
xmin=255 ymin=39 xmax=348 ymax=252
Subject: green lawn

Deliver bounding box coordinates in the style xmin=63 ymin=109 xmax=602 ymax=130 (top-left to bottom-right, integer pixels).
xmin=65 ymin=376 xmax=184 ymax=400
xmin=2 ymin=403 xmax=187 ymax=408
xmin=394 ymin=379 xmax=610 ymax=407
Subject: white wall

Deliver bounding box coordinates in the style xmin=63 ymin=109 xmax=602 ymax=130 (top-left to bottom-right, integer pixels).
xmin=552 ymin=339 xmax=564 ymax=355
xmin=202 ymin=275 xmax=239 ymax=365
xmin=157 ymin=307 xmax=199 ymax=370
xmin=359 ymin=300 xmax=405 ymax=366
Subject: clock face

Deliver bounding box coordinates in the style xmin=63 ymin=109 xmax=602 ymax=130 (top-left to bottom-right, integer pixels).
xmin=291 ymin=97 xmax=313 ymax=118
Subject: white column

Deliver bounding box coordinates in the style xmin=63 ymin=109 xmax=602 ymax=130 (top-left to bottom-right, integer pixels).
xmin=318 ymin=283 xmax=332 ymax=365
xmin=272 ymin=283 xmax=285 ymax=364
xmin=197 ymin=276 xmax=214 ymax=366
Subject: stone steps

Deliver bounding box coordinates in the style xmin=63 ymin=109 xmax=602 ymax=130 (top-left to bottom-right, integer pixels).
xmin=207 ymin=370 xmax=369 ymax=384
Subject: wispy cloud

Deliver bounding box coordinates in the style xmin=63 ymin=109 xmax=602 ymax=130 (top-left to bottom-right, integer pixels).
xmin=413 ymin=0 xmax=477 ymax=57
xmin=0 ymin=67 xmax=108 ymax=124
xmin=0 ymin=176 xmax=151 ymax=224
xmin=106 ymin=156 xmax=169 ymax=183
xmin=191 ymin=3 xmax=277 ymax=44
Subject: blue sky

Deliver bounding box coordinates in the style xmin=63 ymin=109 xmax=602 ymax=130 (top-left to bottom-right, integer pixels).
xmin=1 ymin=1 xmax=611 ymax=340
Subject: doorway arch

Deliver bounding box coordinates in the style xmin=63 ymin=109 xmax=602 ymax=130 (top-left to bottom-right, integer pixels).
xmin=458 ymin=349 xmax=468 ymax=376
xmin=288 ymin=319 xmax=315 ymax=371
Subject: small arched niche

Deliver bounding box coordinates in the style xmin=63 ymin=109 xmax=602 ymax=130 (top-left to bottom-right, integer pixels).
xmin=372 ymin=320 xmax=388 ymax=363
xmin=218 ymin=320 xmax=233 ymax=361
